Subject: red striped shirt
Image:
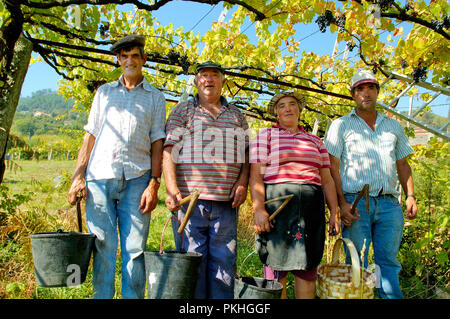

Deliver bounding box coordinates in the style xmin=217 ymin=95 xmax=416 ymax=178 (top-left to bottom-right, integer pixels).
xmin=164 ymin=95 xmax=249 ymax=201
xmin=250 ymin=125 xmax=330 ymax=185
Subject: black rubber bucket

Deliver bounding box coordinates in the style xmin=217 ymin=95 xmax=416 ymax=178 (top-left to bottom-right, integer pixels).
xmin=30 ymin=229 xmax=96 ymax=287
xmin=234 ymin=276 xmax=283 ymax=299
xmin=144 ymin=250 xmax=202 ymax=299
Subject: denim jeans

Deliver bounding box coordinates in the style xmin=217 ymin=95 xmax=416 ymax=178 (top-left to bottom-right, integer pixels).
xmin=172 ymin=199 xmax=237 ymax=299
xmin=343 ymin=193 xmax=404 ymax=299
xmin=86 ymin=171 xmax=151 ymax=299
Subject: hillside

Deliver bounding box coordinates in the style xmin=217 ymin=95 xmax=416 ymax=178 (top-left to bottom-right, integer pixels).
xmin=12 ymin=90 xmax=88 ymax=139
xmin=18 ymin=89 xmax=74 ymax=115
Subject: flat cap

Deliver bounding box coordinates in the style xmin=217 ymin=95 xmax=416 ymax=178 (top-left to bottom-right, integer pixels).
xmin=111 ymin=35 xmax=145 ymax=54
xmin=195 ymin=61 xmax=224 ymax=74
xmin=267 ymin=91 xmax=306 ymax=116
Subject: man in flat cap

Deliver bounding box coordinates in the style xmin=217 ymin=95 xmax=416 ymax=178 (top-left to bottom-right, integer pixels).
xmin=163 ymin=61 xmax=249 ymax=298
xmin=68 ymin=35 xmax=166 ymax=298
xmin=324 ymin=70 xmax=418 ymax=299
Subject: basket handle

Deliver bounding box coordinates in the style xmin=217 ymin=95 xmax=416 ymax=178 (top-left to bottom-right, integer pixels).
xmin=331 ymin=238 xmax=361 ymax=287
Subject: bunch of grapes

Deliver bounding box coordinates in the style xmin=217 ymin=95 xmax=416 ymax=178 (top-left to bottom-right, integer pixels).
xmin=87 ymin=80 xmax=106 ymax=93
xmin=377 ymin=0 xmax=395 ymax=12
xmin=167 ymin=51 xmax=180 ymax=65
xmin=316 ymin=10 xmax=335 ymax=33
xmin=336 ymin=15 xmax=346 ymax=33
xmin=400 ymin=58 xmax=409 ymax=69
xmin=99 ymin=22 xmax=110 ymax=37
xmin=412 ymin=66 xmax=427 ymax=83
xmin=444 ymin=15 xmax=450 ymax=29
xmin=166 ymin=51 xmax=190 ymax=74
xmin=346 ymin=41 xmax=356 ymax=52
xmin=179 ymin=55 xmax=190 ymax=74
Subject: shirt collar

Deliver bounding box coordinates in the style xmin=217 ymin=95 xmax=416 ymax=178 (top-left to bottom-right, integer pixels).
xmin=273 ymin=124 xmax=306 ymax=134
xmin=112 ymin=75 xmax=153 ymax=92
xmin=350 ymin=108 xmax=387 ymax=124
xmin=193 ymin=94 xmax=229 ymax=108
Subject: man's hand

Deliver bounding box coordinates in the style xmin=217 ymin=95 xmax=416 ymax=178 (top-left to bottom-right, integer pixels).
xmin=165 ymin=189 xmax=183 ymax=212
xmin=340 ymin=201 xmax=360 ymax=227
xmin=405 ymin=196 xmax=418 ymax=220
xmin=230 ymin=181 xmax=248 ymax=208
xmin=140 ymin=180 xmax=160 ymax=214
xmin=68 ymin=176 xmax=86 ymax=205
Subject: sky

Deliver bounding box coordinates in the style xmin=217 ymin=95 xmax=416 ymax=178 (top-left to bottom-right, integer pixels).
xmin=20 ymin=2 xmax=449 ymax=119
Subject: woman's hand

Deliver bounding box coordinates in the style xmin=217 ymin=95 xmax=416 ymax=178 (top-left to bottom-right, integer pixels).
xmin=328 ymin=209 xmax=341 ymax=236
xmin=254 ymin=208 xmax=272 ymax=234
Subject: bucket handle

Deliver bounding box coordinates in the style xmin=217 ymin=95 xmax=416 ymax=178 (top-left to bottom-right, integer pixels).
xmin=331 ymin=238 xmax=361 ymax=287
xmin=237 ymin=249 xmax=258 ymax=276
xmin=76 ymin=196 xmax=83 ymax=233
xmin=160 ymin=215 xmax=184 ymax=254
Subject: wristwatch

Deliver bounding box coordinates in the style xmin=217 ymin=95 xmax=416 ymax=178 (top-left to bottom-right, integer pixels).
xmin=150 ymin=175 xmax=161 ymax=184
xmin=406 ymin=194 xmax=416 ymax=200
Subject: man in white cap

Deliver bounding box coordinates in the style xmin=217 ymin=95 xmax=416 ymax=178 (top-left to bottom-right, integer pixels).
xmin=324 ymin=70 xmax=418 ymax=299
xmin=68 ymin=35 xmax=166 ymax=298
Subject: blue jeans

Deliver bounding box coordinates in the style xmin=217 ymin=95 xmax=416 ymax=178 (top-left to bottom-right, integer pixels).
xmin=343 ymin=193 xmax=404 ymax=299
xmin=172 ymin=199 xmax=237 ymax=299
xmin=86 ymin=172 xmax=151 ymax=299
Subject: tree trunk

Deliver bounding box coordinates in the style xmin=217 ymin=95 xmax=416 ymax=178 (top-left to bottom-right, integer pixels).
xmin=0 ymin=36 xmax=33 ymax=184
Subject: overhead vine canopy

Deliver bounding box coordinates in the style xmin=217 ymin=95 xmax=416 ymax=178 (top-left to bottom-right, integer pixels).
xmin=1 ymin=0 xmax=449 ymax=133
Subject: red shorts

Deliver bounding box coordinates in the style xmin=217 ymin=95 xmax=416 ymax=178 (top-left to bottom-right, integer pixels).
xmin=263 ymin=265 xmax=318 ymax=282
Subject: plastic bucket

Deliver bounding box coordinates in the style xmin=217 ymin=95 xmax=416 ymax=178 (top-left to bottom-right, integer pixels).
xmin=234 ymin=276 xmax=283 ymax=299
xmin=30 ymin=230 xmax=96 ymax=287
xmin=144 ymin=250 xmax=202 ymax=299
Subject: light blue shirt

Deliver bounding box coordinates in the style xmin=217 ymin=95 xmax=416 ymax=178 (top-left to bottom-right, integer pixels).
xmin=84 ymin=76 xmax=166 ymax=181
xmin=324 ymin=109 xmax=413 ymax=197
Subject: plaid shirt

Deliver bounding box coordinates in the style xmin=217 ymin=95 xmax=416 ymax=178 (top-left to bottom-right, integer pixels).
xmin=85 ymin=76 xmax=166 ymax=181
xmin=324 ymin=109 xmax=413 ymax=197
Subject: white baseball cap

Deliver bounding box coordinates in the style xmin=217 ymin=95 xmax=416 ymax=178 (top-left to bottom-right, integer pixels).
xmin=350 ymin=70 xmax=379 ymax=91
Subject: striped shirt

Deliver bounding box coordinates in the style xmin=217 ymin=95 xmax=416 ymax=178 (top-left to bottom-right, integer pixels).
xmin=324 ymin=109 xmax=413 ymax=197
xmin=164 ymin=95 xmax=249 ymax=201
xmin=250 ymin=125 xmax=331 ymax=186
xmin=84 ymin=76 xmax=166 ymax=181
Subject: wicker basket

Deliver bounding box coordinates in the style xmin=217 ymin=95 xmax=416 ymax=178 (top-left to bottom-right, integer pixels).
xmin=317 ymin=238 xmax=376 ymax=299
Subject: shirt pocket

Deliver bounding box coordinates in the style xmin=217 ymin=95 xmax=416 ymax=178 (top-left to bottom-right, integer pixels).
xmin=345 ymin=132 xmax=367 ymax=155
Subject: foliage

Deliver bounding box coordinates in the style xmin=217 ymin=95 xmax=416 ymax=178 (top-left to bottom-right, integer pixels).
xmin=0 ymin=1 xmax=447 ymax=135
xmin=398 ymin=139 xmax=449 ymax=298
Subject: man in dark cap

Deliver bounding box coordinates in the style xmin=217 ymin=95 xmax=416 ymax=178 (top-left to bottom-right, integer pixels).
xmin=68 ymin=35 xmax=166 ymax=299
xmin=163 ymin=61 xmax=249 ymax=298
